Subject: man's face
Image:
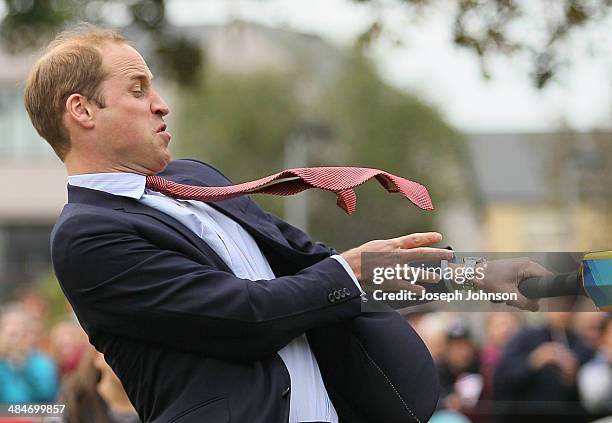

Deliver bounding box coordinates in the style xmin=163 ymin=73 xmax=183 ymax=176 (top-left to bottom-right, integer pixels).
xmin=93 ymin=42 xmax=171 ymax=174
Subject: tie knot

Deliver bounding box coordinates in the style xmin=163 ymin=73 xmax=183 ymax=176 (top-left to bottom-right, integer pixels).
xmin=145 ymin=175 xmax=168 ymax=191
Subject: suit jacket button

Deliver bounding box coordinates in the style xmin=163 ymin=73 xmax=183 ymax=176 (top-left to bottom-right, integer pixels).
xmin=343 ymin=287 xmax=351 ymax=296
xmin=282 ymin=386 xmax=291 ymax=397
xmin=334 ymin=290 xmax=342 ymax=300
xmin=328 ymin=293 xmax=336 ymax=303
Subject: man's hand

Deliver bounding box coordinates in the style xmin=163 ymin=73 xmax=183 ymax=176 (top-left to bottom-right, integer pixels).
xmin=340 ymin=232 xmax=454 ymax=293
xmin=475 ymin=258 xmax=553 ymax=311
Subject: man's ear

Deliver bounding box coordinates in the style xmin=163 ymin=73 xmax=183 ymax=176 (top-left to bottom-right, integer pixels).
xmin=65 ymin=94 xmax=95 ymax=129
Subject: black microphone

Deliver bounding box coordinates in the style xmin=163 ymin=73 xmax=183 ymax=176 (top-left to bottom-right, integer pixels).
xmin=518 ymin=271 xmax=585 ymax=299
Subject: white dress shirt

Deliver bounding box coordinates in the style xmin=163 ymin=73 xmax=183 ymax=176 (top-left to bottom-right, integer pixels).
xmin=68 ymin=172 xmax=361 ymax=423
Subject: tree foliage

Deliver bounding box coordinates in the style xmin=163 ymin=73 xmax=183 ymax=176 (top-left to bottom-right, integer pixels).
xmin=354 ymin=0 xmax=612 ymax=88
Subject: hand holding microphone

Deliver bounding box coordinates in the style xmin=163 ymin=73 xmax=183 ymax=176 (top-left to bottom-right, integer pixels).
xmin=517 ymin=251 xmax=612 ymax=311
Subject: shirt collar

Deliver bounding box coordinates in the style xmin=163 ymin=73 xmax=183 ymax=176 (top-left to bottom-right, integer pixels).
xmin=67 ymin=172 xmax=146 ymax=200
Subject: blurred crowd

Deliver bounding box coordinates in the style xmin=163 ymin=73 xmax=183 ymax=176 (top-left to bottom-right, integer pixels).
xmin=0 ymin=293 xmax=140 ymax=423
xmin=0 ymin=291 xmax=611 ymax=423
xmin=411 ymin=309 xmax=612 ymax=423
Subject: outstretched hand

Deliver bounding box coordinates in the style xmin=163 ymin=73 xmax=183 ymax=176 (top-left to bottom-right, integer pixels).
xmin=340 ymin=232 xmax=454 ymax=293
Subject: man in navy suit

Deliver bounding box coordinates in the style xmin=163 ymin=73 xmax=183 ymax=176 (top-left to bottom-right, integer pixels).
xmin=24 ymin=25 xmax=549 ymax=422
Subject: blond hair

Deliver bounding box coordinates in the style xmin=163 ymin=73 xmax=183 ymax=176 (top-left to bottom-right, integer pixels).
xmin=24 ymin=24 xmax=127 ymax=160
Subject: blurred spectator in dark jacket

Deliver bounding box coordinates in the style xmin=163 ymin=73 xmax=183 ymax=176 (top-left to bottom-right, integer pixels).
xmin=437 ymin=319 xmax=481 ymax=412
xmin=577 ymin=315 xmax=612 ymax=415
xmin=61 ymin=346 xmax=140 ymax=423
xmin=0 ymin=305 xmax=58 ymax=403
xmin=494 ymin=312 xmax=594 ymax=423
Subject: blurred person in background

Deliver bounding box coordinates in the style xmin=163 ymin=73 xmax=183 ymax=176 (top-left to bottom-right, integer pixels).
xmin=15 ymin=288 xmax=49 ymax=351
xmin=573 ymin=312 xmax=607 ymax=351
xmin=61 ymin=346 xmax=140 ymax=423
xmin=493 ymin=312 xmax=594 ymax=423
xmin=577 ymin=315 xmax=612 ymax=416
xmin=477 ymin=312 xmax=521 ymax=422
xmin=436 ymin=319 xmax=481 ymax=413
xmin=0 ymin=304 xmax=58 ymax=403
xmin=49 ymin=320 xmax=89 ymax=379
xmin=409 ymin=312 xmax=449 ymax=364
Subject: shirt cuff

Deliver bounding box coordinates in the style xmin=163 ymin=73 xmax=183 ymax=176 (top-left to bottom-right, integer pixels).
xmin=330 ymin=255 xmax=367 ymax=301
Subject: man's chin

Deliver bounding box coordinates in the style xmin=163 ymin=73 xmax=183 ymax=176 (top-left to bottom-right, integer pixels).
xmin=144 ymin=153 xmax=171 ymax=175
xmin=155 ymin=155 xmax=171 ymax=173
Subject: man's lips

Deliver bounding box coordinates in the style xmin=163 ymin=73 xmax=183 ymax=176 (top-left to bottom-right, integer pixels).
xmin=156 ymin=124 xmax=172 ymax=142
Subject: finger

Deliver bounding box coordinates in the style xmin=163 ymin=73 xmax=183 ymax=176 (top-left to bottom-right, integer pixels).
xmin=395 ymin=247 xmax=455 ymax=263
xmin=410 ymin=284 xmax=426 ymax=296
xmin=522 ymin=261 xmax=555 ymax=279
xmin=391 ymin=232 xmax=443 ymax=249
xmin=508 ymin=294 xmax=539 ymax=312
xmin=382 ymin=279 xmax=426 ymax=294
xmin=411 ymin=269 xmax=443 ymax=284
xmin=375 ymin=249 xmax=453 ymax=269
xmin=387 ymin=269 xmax=442 ymax=285
xmin=399 ymin=281 xmax=426 ymax=296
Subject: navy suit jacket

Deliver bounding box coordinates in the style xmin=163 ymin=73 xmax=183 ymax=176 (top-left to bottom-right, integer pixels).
xmin=51 ymin=159 xmax=439 ymax=423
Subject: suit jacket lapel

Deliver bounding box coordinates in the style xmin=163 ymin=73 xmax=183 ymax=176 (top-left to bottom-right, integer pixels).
xmin=121 ymin=199 xmax=233 ymax=273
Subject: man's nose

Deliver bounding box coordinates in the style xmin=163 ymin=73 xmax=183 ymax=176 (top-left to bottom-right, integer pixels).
xmin=151 ymin=89 xmax=170 ymax=116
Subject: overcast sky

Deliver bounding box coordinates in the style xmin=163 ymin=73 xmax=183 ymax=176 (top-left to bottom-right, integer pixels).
xmin=166 ymin=0 xmax=612 ymax=133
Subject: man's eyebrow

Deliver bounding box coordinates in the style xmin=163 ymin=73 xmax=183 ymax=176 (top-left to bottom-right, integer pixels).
xmin=129 ymin=72 xmax=154 ymax=83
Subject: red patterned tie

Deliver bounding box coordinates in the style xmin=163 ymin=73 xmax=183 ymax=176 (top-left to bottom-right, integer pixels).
xmin=145 ymin=167 xmax=433 ymax=214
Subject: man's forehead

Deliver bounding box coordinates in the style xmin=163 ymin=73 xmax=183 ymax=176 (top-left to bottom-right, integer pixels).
xmin=102 ymin=43 xmax=153 ymax=80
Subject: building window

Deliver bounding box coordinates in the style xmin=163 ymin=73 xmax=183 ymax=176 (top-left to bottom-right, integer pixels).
xmin=0 ymin=87 xmax=55 ymax=159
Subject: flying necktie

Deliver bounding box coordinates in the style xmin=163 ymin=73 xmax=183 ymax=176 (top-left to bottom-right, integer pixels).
xmin=145 ymin=167 xmax=433 ymax=214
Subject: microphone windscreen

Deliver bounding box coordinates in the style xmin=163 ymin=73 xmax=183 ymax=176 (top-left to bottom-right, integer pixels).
xmin=582 ymin=252 xmax=612 ymax=311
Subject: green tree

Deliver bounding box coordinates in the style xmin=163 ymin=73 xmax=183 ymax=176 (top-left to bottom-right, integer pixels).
xmin=353 ymin=0 xmax=612 ymax=88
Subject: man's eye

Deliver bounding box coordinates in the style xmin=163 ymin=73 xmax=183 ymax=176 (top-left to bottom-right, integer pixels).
xmin=132 ymin=90 xmax=144 ymax=97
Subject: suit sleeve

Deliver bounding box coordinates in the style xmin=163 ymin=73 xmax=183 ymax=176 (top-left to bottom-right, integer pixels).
xmin=51 ymin=212 xmax=362 ymax=362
